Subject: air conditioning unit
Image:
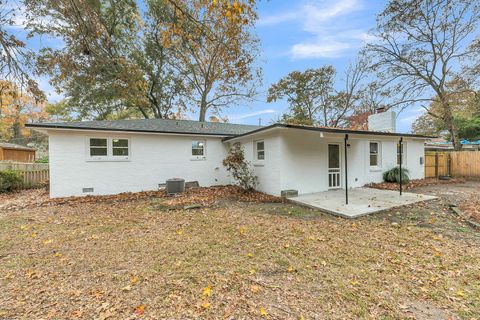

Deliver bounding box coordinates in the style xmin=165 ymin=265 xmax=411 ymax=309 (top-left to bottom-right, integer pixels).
xmin=166 ymin=178 xmax=185 ymax=195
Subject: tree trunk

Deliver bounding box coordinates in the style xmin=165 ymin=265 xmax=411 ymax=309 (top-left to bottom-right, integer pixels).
xmin=442 ymin=102 xmax=461 ymax=151
xmin=199 ymin=94 xmax=208 ymax=122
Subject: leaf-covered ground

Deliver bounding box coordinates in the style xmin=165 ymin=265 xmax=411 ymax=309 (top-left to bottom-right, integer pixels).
xmin=0 ymin=185 xmax=479 ymax=319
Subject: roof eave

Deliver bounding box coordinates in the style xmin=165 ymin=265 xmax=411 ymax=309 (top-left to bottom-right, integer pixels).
xmin=25 ymin=124 xmax=239 ymax=138
xmin=222 ymin=123 xmax=435 ymax=142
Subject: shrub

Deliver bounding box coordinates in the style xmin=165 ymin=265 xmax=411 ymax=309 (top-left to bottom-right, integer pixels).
xmin=0 ymin=170 xmax=24 ymax=193
xmin=223 ymin=143 xmax=258 ymax=191
xmin=35 ymin=156 xmax=49 ymax=163
xmin=383 ymin=166 xmax=410 ymax=183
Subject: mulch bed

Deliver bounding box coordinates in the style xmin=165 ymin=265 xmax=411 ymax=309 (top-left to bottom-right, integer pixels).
xmin=0 ymin=185 xmax=283 ymax=212
xmin=459 ymin=202 xmax=480 ymax=223
xmin=365 ymin=178 xmax=465 ymax=191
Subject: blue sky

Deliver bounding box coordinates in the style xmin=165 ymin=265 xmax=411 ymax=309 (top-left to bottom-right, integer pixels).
xmin=8 ymin=0 xmax=423 ymax=133
xmin=227 ymin=0 xmax=423 ymax=132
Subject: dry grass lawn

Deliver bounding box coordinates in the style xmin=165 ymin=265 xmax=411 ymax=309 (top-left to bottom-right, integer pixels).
xmin=0 ymin=188 xmax=479 ymax=319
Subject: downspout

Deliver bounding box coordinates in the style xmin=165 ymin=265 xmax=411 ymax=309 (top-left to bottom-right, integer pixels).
xmin=344 ymin=134 xmax=349 ymax=205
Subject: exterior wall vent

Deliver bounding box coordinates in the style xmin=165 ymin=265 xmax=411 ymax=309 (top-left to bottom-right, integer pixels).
xmin=82 ymin=187 xmax=94 ymax=193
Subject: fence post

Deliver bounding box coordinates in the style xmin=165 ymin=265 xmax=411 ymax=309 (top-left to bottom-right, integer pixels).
xmin=434 ymin=153 xmax=439 ymax=178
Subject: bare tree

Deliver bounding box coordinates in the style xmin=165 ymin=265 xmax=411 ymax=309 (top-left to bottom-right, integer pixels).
xmin=367 ymin=0 xmax=480 ymax=150
xmin=329 ymin=56 xmax=368 ymax=127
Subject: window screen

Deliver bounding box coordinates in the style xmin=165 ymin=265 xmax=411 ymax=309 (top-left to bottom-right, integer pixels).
xmin=370 ymin=142 xmax=379 ymax=166
xmin=90 ymin=138 xmax=108 ymax=157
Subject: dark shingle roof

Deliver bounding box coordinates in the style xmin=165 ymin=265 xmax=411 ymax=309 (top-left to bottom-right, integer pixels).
xmin=0 ymin=142 xmax=36 ymax=151
xmin=26 ymin=119 xmax=262 ymax=136
xmin=223 ymin=123 xmax=435 ymax=141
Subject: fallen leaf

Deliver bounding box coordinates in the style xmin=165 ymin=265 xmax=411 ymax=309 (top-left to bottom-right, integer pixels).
xmin=202 ymin=286 xmax=212 ymax=297
xmin=247 ymin=252 xmax=254 ymax=258
xmin=201 ymin=302 xmax=211 ymax=309
xmin=260 ymin=307 xmax=268 ymax=317
xmin=72 ymin=310 xmax=83 ymax=318
xmin=250 ymin=284 xmax=260 ymax=293
xmin=134 ymin=305 xmax=145 ymax=315
xmin=131 ymin=276 xmax=140 ymax=284
xmin=239 ymin=226 xmax=247 ymax=235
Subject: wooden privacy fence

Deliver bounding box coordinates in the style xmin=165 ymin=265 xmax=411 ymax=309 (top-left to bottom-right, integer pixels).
xmin=450 ymin=151 xmax=480 ymax=178
xmin=425 ymin=152 xmax=449 ymax=178
xmin=425 ymin=151 xmax=480 ymax=179
xmin=0 ymin=162 xmax=49 ymax=187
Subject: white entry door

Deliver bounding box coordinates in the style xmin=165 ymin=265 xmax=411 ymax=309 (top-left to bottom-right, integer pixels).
xmin=328 ymin=144 xmax=341 ymax=189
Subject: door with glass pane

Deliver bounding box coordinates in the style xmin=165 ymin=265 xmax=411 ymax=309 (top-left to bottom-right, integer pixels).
xmin=328 ymin=144 xmax=341 ymax=189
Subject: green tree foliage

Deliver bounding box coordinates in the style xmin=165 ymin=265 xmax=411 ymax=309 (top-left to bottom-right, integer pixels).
xmin=269 ymin=58 xmax=367 ymax=127
xmin=24 ymin=0 xmax=261 ymax=121
xmin=412 ymin=89 xmax=480 ymax=139
xmin=151 ymin=0 xmax=261 ymax=122
xmin=268 ymin=66 xmax=335 ymax=126
xmin=456 ymin=117 xmax=480 ymax=141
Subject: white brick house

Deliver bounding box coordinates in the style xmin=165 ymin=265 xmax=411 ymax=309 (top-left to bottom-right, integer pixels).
xmin=27 ymin=115 xmax=429 ymax=198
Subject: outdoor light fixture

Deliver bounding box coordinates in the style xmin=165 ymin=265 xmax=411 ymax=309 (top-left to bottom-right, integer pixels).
xmin=319 ymin=132 xmax=324 ymax=138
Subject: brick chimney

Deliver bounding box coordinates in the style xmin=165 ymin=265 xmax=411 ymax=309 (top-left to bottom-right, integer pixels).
xmin=368 ymin=110 xmax=396 ymax=133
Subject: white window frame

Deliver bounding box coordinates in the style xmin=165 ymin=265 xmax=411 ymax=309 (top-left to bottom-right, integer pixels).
xmin=88 ymin=137 xmax=109 ymax=160
xmin=191 ymin=140 xmax=206 ymax=161
xmin=255 ymin=140 xmax=265 ymax=161
xmin=397 ymin=142 xmax=407 ymax=166
xmin=369 ymin=141 xmax=381 ymax=171
xmin=86 ymin=137 xmax=130 ymax=162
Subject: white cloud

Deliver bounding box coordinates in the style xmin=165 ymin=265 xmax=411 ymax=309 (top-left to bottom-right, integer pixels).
xmin=291 ymin=40 xmax=351 ymax=59
xmin=228 ymin=109 xmax=276 ymax=122
xmin=259 ymin=0 xmax=371 ymax=59
xmin=258 ymin=12 xmax=298 ymax=27
xmin=302 ymin=0 xmax=361 ymax=32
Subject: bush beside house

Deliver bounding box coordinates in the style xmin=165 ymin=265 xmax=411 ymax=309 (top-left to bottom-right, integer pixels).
xmin=223 ymin=143 xmax=258 ymax=191
xmin=383 ymin=167 xmax=410 ymax=183
xmin=0 ymin=170 xmax=24 ymax=193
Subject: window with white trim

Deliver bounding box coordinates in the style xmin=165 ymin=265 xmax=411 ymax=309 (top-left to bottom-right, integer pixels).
xmin=88 ymin=138 xmax=130 ymax=161
xmin=255 ymin=140 xmax=265 ymax=160
xmin=89 ymin=138 xmax=108 ymax=157
xmin=192 ymin=140 xmax=205 ymax=157
xmin=369 ymin=142 xmax=380 ymax=167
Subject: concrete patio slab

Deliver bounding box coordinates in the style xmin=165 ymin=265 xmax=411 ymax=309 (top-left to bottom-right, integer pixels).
xmin=289 ymin=188 xmax=438 ymax=218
